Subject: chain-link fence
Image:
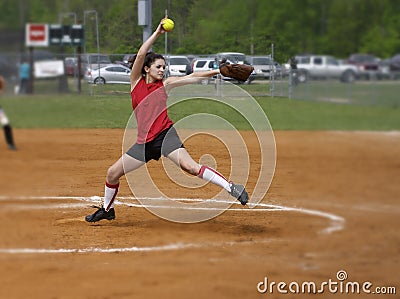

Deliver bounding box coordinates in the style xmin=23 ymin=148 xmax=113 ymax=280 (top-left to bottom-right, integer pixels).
xmin=1 ymin=51 xmax=400 ymax=108
xmin=228 ymin=72 xmax=400 ymax=108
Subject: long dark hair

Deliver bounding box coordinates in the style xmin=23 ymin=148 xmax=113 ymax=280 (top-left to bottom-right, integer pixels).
xmin=128 ymin=52 xmax=165 ymax=75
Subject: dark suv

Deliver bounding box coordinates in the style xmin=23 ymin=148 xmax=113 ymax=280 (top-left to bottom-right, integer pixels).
xmin=347 ymin=54 xmax=380 ymax=79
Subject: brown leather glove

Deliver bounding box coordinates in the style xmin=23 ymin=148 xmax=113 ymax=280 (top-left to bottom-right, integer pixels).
xmin=219 ymin=62 xmax=254 ymax=81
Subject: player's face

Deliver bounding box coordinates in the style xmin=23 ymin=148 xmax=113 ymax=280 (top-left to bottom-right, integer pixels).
xmin=147 ymin=59 xmax=166 ymax=81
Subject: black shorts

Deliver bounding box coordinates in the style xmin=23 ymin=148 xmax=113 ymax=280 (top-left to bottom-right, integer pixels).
xmin=126 ymin=126 xmax=184 ymax=162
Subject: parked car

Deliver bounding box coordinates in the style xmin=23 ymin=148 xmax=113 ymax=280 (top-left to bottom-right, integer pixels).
xmin=0 ymin=54 xmax=18 ymax=82
xmin=81 ymin=54 xmax=112 ymax=72
xmin=216 ymin=52 xmax=248 ymax=64
xmin=387 ymin=54 xmax=400 ymax=79
xmin=190 ymin=57 xmax=218 ymax=84
xmin=114 ymin=54 xmax=135 ymax=68
xmin=64 ymin=57 xmax=78 ymax=76
xmin=85 ymin=64 xmax=131 ymax=84
xmin=376 ymin=58 xmax=392 ymax=79
xmin=290 ymin=55 xmax=358 ymax=83
xmin=191 ymin=57 xmax=217 ymax=72
xmin=346 ymin=54 xmax=381 ymax=79
xmin=247 ymin=55 xmax=283 ymax=79
xmin=122 ymin=54 xmax=134 ymax=64
xmin=165 ymin=55 xmax=192 ymax=77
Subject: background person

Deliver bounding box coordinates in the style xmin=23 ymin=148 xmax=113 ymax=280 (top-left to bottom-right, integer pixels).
xmin=289 ymin=56 xmax=298 ymax=86
xmin=19 ymin=59 xmax=30 ymax=94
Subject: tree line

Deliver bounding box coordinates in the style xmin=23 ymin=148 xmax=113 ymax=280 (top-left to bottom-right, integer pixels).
xmin=1 ymin=0 xmax=400 ymax=62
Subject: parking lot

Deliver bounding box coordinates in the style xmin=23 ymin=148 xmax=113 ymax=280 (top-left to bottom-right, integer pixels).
xmin=1 ymin=51 xmax=399 ymax=110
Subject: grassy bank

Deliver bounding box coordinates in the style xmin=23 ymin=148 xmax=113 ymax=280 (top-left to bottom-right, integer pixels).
xmin=0 ymin=93 xmax=399 ymax=130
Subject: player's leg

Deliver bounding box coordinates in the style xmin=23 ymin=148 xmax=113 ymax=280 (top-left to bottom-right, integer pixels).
xmin=0 ymin=108 xmax=16 ymax=150
xmin=167 ymin=148 xmax=248 ymax=205
xmin=85 ymin=154 xmax=145 ymax=222
xmin=104 ymin=154 xmax=145 ymax=210
xmin=3 ymin=125 xmax=16 ymax=150
xmin=167 ymin=147 xmax=230 ymax=190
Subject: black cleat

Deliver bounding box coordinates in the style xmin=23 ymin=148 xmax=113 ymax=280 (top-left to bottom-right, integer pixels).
xmin=85 ymin=205 xmax=115 ymax=222
xmin=229 ymin=183 xmax=248 ymax=205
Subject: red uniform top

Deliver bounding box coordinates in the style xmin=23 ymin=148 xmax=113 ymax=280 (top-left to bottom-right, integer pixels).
xmin=131 ymin=78 xmax=174 ymax=144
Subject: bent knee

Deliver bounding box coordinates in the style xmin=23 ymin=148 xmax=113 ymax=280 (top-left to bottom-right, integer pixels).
xmin=106 ymin=165 xmax=122 ymax=183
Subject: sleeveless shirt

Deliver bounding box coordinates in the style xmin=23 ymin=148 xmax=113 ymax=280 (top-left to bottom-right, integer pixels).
xmin=130 ymin=78 xmax=174 ymax=143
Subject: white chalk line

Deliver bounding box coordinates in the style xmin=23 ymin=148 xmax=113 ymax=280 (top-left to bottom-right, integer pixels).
xmin=1 ymin=195 xmax=345 ymax=231
xmin=0 ymin=239 xmax=277 ymax=255
xmin=0 ymin=195 xmax=345 ymax=254
xmin=0 ymin=243 xmax=195 ymax=254
xmin=0 ymin=195 xmax=344 ymax=222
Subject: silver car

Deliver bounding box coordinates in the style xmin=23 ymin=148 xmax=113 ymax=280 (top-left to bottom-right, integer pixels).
xmin=248 ymin=56 xmax=283 ymax=79
xmin=85 ymin=64 xmax=131 ymax=84
xmin=192 ymin=57 xmax=217 ymax=72
xmin=165 ymin=55 xmax=191 ymax=77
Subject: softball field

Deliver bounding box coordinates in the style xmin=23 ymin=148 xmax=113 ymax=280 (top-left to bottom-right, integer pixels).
xmin=0 ymin=129 xmax=398 ymax=298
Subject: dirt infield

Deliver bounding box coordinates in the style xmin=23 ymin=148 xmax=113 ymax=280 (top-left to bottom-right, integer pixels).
xmin=0 ymin=129 xmax=399 ymax=299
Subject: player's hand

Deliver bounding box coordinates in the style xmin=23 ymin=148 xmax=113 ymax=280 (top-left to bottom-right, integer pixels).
xmin=156 ymin=17 xmax=168 ymax=35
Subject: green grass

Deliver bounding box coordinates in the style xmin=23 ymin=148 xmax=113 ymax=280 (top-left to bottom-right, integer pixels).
xmin=258 ymin=97 xmax=400 ymax=130
xmin=0 ymin=92 xmax=399 ymax=130
xmin=0 ymin=94 xmax=132 ymax=128
xmin=241 ymin=80 xmax=400 ymax=108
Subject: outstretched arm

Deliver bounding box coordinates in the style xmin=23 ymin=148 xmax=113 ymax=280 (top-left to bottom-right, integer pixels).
xmin=164 ymin=69 xmax=220 ymax=90
xmin=130 ymin=18 xmax=167 ymax=88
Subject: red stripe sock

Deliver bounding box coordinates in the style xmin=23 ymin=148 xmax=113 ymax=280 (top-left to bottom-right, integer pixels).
xmin=104 ymin=182 xmax=119 ymax=212
xmin=198 ymin=165 xmax=231 ymax=192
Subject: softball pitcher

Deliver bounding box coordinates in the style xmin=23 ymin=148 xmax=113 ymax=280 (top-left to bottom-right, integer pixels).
xmin=85 ymin=18 xmax=248 ymax=222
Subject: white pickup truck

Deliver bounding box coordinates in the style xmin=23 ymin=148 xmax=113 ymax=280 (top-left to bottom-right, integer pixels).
xmin=291 ymin=55 xmax=358 ymax=83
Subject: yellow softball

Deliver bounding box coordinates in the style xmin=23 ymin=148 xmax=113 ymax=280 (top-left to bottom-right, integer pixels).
xmin=162 ymin=18 xmax=174 ymax=32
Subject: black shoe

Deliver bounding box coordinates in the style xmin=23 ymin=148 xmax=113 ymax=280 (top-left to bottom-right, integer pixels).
xmin=85 ymin=205 xmax=115 ymax=222
xmin=229 ymin=183 xmax=248 ymax=205
xmin=8 ymin=144 xmax=17 ymax=151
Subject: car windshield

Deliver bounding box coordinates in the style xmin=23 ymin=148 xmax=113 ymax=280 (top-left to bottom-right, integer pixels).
xmin=326 ymin=57 xmax=339 ymax=65
xmin=252 ymin=57 xmax=271 ymax=65
xmin=297 ymin=56 xmax=310 ymax=64
xmin=196 ymin=61 xmax=207 ymax=67
xmin=351 ymin=55 xmax=376 ymax=62
xmin=123 ymin=55 xmax=134 ymax=62
xmin=226 ymin=54 xmax=245 ymax=63
xmin=82 ymin=55 xmax=111 ymax=64
xmin=170 ymin=58 xmax=189 ymax=65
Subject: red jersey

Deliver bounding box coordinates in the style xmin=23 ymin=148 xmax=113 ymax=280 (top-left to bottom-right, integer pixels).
xmin=131 ymin=78 xmax=174 ymax=144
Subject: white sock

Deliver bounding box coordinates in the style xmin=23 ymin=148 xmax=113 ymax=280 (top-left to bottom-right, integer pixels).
xmin=198 ymin=165 xmax=231 ymax=192
xmin=104 ymin=182 xmax=119 ymax=211
xmin=0 ymin=108 xmax=10 ymax=126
